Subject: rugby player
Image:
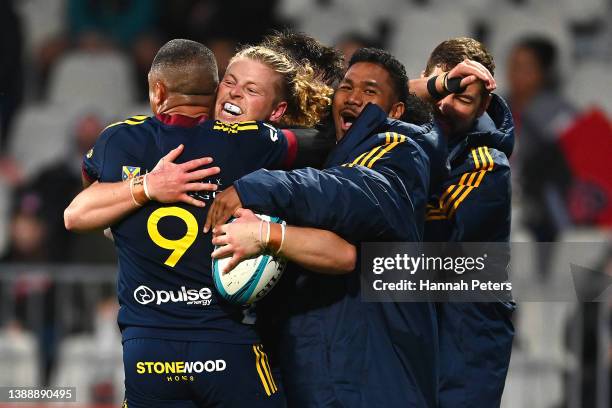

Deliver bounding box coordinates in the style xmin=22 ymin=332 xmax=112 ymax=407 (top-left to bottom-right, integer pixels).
xmin=207 ymin=48 xmax=446 ymax=408
xmin=410 ymin=37 xmax=515 ymax=407
xmin=64 ymin=39 xmax=345 ymax=407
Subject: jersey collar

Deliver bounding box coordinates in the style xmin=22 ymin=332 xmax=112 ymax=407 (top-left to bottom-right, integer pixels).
xmin=155 ymin=112 xmax=208 ymax=128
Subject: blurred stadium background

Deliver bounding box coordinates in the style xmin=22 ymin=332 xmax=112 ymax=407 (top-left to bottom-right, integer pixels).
xmin=0 ymin=0 xmax=611 ymax=407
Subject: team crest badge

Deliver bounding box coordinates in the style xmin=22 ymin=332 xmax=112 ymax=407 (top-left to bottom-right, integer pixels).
xmin=122 ymin=166 xmax=141 ymax=180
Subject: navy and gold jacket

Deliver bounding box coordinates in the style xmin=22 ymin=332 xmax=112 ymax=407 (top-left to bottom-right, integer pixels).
xmin=425 ymin=95 xmax=515 ymax=408
xmin=235 ymin=103 xmax=444 ymax=242
xmin=233 ymin=103 xmax=445 ymax=408
xmin=425 ymin=94 xmax=514 ymax=242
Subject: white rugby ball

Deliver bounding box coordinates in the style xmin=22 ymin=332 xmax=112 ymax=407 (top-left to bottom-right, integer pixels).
xmin=212 ymin=214 xmax=287 ymax=305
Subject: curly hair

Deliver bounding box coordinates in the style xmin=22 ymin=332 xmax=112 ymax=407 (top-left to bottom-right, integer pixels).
xmin=232 ymin=46 xmax=333 ymax=127
xmin=261 ymin=30 xmax=344 ymax=87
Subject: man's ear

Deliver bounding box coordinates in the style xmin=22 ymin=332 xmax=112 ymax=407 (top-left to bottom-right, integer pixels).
xmin=152 ymin=81 xmax=168 ymax=113
xmin=269 ymin=101 xmax=288 ymax=123
xmin=477 ymin=93 xmax=493 ymax=117
xmin=389 ymin=101 xmax=405 ymax=120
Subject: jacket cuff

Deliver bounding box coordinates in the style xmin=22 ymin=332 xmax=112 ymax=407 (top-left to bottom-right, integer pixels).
xmin=233 ymin=170 xmax=268 ymax=210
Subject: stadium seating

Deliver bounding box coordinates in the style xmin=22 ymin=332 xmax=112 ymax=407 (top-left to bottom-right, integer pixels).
xmin=8 ymin=104 xmax=82 ymax=179
xmin=390 ymin=5 xmax=473 ymax=79
xmin=52 ymin=334 xmax=123 ymax=404
xmin=14 ymin=0 xmax=66 ymax=56
xmin=279 ymin=0 xmax=404 ymax=36
xmin=48 ymin=51 xmax=136 ymax=115
xmin=566 ymin=60 xmax=612 ymax=115
xmin=0 ymin=326 xmax=40 ymax=387
xmin=501 ymin=346 xmax=566 ymax=408
xmin=537 ymin=0 xmax=608 ymax=22
xmin=285 ymin=0 xmax=386 ymax=46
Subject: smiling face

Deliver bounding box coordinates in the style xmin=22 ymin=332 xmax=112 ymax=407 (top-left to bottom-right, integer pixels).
xmin=429 ymin=66 xmax=491 ymax=137
xmin=214 ymin=57 xmax=287 ymax=123
xmin=332 ymin=62 xmax=404 ymax=141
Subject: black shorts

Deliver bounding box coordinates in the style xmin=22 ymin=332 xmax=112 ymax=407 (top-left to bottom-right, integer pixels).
xmin=122 ymin=338 xmax=285 ymax=408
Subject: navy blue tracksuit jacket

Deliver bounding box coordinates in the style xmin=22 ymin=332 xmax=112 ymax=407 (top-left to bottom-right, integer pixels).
xmin=425 ymin=94 xmax=515 ymax=408
xmin=233 ymin=103 xmax=446 ymax=408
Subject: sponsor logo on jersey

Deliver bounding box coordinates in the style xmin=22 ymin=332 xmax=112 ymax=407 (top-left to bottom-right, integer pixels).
xmin=121 ymin=166 xmax=141 ymax=180
xmin=133 ymin=285 xmax=213 ymax=306
xmin=188 ymin=177 xmax=223 ymax=202
xmin=136 ymin=360 xmax=226 ymax=382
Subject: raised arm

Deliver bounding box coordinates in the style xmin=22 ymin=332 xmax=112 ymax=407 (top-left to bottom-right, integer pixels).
xmin=64 ymin=144 xmax=219 ymax=231
xmin=205 ymin=139 xmax=429 ymax=242
xmin=211 ymin=209 xmax=356 ymax=275
xmin=409 ymin=59 xmax=496 ymax=102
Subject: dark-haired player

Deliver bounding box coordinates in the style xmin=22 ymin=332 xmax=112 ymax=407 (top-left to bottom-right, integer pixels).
xmin=65 ymin=39 xmax=345 ymax=408
xmin=207 ymin=48 xmax=447 ymax=408
xmin=262 ymin=30 xmax=344 ymax=88
xmin=410 ymin=37 xmax=514 ymax=407
xmin=258 ymin=30 xmax=344 ymax=169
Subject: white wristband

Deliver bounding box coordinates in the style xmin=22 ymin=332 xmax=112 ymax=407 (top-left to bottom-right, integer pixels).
xmin=276 ymin=223 xmax=286 ymax=255
xmin=143 ymin=173 xmax=152 ymax=200
xmin=258 ymin=219 xmax=265 ymax=248
xmin=264 ymin=221 xmax=271 ymax=247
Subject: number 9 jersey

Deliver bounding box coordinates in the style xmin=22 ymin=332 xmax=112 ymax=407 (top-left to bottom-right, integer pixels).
xmin=82 ymin=114 xmax=296 ymax=344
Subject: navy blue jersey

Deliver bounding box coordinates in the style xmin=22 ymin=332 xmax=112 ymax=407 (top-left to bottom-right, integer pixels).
xmin=123 ymin=339 xmax=284 ymax=407
xmin=83 ymin=114 xmax=292 ymax=344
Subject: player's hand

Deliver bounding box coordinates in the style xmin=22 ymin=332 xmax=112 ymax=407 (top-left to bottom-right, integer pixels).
xmin=447 ymin=59 xmax=496 ymax=92
xmin=211 ymin=209 xmax=263 ymax=273
xmin=204 ymin=186 xmax=243 ymax=233
xmin=147 ymin=144 xmax=220 ymax=207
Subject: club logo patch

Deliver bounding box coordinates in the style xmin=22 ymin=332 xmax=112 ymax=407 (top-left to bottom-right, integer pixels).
xmin=122 ymin=166 xmax=141 ymax=180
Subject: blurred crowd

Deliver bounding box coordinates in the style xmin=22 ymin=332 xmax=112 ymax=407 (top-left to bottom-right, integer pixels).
xmin=0 ymin=0 xmax=611 ymax=404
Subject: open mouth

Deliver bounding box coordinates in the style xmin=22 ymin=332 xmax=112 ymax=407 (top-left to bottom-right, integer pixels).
xmin=339 ymin=110 xmax=358 ymax=132
xmin=222 ymin=102 xmax=243 ymax=116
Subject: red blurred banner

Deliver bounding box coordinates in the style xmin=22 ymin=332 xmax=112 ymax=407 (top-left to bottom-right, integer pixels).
xmin=560 ymin=108 xmax=612 ymax=226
